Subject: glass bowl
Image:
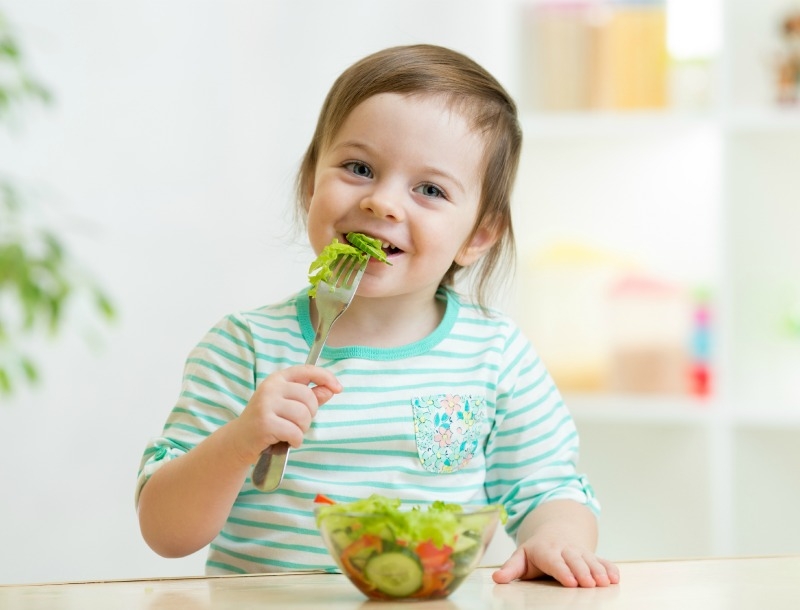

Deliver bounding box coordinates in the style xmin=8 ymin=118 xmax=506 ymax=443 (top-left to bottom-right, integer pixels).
xmin=316 ymin=503 xmax=502 ymax=601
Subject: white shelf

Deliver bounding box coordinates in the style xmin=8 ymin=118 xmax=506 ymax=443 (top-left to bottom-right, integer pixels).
xmin=566 ymin=393 xmax=719 ymax=425
xmin=724 ymin=107 xmax=800 ymax=133
xmin=732 ymin=407 xmax=800 ymax=429
xmin=521 ymin=107 xmax=800 ymax=138
xmin=522 ymin=110 xmax=718 ymax=139
xmin=511 ymin=0 xmax=800 ymax=561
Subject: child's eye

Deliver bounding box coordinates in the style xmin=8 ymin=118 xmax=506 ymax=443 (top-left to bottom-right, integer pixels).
xmin=343 ymin=161 xmax=373 ymax=178
xmin=414 ymin=183 xmax=446 ymax=199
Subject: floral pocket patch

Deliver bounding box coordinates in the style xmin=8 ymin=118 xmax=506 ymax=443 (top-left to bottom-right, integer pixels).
xmin=411 ymin=393 xmax=487 ymax=473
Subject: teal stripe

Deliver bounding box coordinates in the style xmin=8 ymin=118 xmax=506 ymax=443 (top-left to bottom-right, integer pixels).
xmin=218 ymin=530 xmax=328 ymax=556
xmin=249 ymin=319 xmax=304 ymax=340
xmin=517 ymin=357 xmax=538 ymax=379
xmin=286 ymin=461 xmax=483 ymax=477
xmin=498 ymin=343 xmax=528 ymax=386
xmin=302 ymin=434 xmax=411 ymax=445
xmin=511 ymin=367 xmax=551 ymax=399
xmin=254 ymin=355 xmax=303 ymax=368
xmin=343 ymin=380 xmax=496 ymax=393
xmin=231 ymin=502 xmax=312 ymax=519
xmin=311 ymin=417 xmax=412 ymax=429
xmin=206 ymin=559 xmax=247 ymax=574
xmin=172 ymin=406 xmax=228 ymax=427
xmin=181 ymin=390 xmax=239 ymax=417
xmin=490 ymin=415 xmax=573 ymax=452
xmin=485 ymin=469 xmax=577 ymax=488
xmin=210 ymin=326 xmax=254 ymax=354
xmin=248 ymin=311 xmax=300 ymax=322
xmin=210 ymin=543 xmax=331 ymax=571
xmin=163 ymin=422 xmax=211 ymax=437
xmin=226 ymin=516 xmax=319 ymax=537
xmin=236 ymin=488 xmax=322 ymax=502
xmin=295 ymin=446 xmax=417 ymax=458
xmin=446 ymin=332 xmax=507 ymax=344
xmin=487 ymin=431 xmax=578 ymax=468
xmin=495 ymin=403 xmax=560 ymax=437
xmin=283 ymin=473 xmax=483 ymax=494
xmin=504 ymin=387 xmax=559 ymax=421
xmin=458 ymin=314 xmax=509 ymax=328
xmin=321 ymin=399 xmax=411 ymax=412
xmin=196 ymin=341 xmax=252 ymax=370
xmin=185 ymin=374 xmax=249 ymax=406
xmin=336 ymin=361 xmax=500 ymax=377
xmin=251 ymin=336 xmax=308 ymax=355
xmin=187 ymin=357 xmax=254 ymax=391
xmin=227 ymin=314 xmax=251 ymax=335
xmin=428 ymin=345 xmax=503 ymax=359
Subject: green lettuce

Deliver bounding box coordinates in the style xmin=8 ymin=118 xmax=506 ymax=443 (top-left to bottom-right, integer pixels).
xmin=346 ymin=232 xmax=390 ymax=264
xmin=307 ymin=239 xmax=365 ymax=297
xmin=315 ymin=494 xmax=506 ymax=548
xmin=307 ymin=233 xmax=390 ymax=297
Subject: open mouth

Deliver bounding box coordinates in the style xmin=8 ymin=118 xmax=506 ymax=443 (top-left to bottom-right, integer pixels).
xmin=343 ymin=233 xmax=403 ymax=258
xmin=380 ymin=241 xmax=403 ymax=257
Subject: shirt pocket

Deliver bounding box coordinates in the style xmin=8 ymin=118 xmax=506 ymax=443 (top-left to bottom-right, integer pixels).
xmin=411 ymin=393 xmax=487 ymax=474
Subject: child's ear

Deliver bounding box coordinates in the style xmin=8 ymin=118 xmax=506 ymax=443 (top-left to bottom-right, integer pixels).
xmin=455 ymin=224 xmax=499 ymax=267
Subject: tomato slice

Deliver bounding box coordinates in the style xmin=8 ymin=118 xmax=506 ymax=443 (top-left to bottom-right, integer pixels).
xmin=415 ymin=541 xmax=453 ymax=568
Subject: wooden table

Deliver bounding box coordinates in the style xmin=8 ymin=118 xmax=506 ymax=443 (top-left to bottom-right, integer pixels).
xmin=2 ymin=556 xmax=799 ymax=609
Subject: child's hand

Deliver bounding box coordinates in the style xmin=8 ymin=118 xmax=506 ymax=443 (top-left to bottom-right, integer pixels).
xmin=492 ymin=538 xmax=620 ymax=588
xmin=491 ymin=500 xmax=619 ymax=588
xmin=232 ymin=365 xmax=342 ymax=464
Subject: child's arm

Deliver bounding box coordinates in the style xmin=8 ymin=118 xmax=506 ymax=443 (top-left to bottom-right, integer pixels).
xmin=137 ymin=365 xmax=342 ymax=558
xmin=491 ymin=499 xmax=620 ymax=588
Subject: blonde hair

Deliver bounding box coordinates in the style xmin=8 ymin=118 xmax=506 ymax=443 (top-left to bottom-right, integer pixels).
xmin=296 ymin=44 xmax=522 ymax=308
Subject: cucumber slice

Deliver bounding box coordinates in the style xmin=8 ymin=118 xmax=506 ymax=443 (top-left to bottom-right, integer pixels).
xmin=346 ymin=232 xmax=391 ymax=264
xmin=364 ymin=551 xmax=423 ymax=597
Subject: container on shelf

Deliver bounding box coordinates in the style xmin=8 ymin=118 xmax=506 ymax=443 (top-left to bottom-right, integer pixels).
xmin=518 ymin=0 xmax=669 ymax=113
xmin=516 ymin=241 xmax=635 ymax=393
xmin=606 ymin=273 xmax=692 ymax=395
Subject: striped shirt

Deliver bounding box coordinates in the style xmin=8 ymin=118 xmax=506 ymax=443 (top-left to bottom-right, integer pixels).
xmin=136 ymin=287 xmax=599 ymax=575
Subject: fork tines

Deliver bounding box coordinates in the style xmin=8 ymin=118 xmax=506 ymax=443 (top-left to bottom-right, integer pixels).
xmin=328 ymin=254 xmax=366 ymax=289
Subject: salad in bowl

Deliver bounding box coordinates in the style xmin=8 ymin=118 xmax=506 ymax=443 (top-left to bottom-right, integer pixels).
xmin=315 ymin=494 xmax=506 ymax=601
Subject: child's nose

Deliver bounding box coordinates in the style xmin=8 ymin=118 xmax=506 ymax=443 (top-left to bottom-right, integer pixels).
xmin=359 ymin=184 xmax=405 ymax=222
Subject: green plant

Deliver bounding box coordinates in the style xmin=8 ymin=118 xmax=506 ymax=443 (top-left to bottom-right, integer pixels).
xmin=0 ymin=11 xmax=115 ymax=395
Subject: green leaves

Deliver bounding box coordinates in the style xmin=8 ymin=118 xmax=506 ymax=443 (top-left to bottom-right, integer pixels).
xmin=0 ymin=181 xmax=117 ymax=396
xmin=0 ymin=12 xmax=52 ymax=123
xmin=0 ymin=10 xmax=114 ymax=397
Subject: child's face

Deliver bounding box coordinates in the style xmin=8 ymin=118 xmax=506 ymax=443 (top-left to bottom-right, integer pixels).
xmin=306 ymin=93 xmax=494 ymax=300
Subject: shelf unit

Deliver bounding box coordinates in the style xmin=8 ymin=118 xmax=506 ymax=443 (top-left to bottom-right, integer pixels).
xmin=504 ymin=0 xmax=800 ymax=561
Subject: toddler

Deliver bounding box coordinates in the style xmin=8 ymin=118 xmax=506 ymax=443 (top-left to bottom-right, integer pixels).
xmin=136 ymin=44 xmax=619 ymax=588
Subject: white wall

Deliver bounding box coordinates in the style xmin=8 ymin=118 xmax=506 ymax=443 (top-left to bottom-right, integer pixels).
xmin=0 ymin=0 xmax=517 ymax=585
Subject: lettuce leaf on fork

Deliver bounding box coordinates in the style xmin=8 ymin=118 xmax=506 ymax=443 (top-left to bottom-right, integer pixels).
xmin=308 ymin=233 xmax=390 ymax=297
xmin=345 ymin=232 xmax=390 ymax=265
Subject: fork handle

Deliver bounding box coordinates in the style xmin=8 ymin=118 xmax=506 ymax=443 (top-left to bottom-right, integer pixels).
xmin=251 ymin=327 xmax=327 ymax=492
xmin=252 ymin=442 xmax=289 ymax=492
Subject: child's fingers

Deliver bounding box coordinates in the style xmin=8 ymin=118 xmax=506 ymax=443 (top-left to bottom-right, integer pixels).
xmin=563 ymin=551 xmax=617 ymax=588
xmin=492 ymin=548 xmax=544 ymax=584
xmin=311 ymin=385 xmax=337 ymax=406
xmin=282 ymin=364 xmax=343 ymax=394
xmin=491 ymin=549 xmax=525 ymax=584
xmin=601 ymin=558 xmax=621 ymax=584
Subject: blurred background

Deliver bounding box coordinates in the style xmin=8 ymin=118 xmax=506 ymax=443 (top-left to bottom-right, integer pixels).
xmin=1 ymin=0 xmax=799 ymax=585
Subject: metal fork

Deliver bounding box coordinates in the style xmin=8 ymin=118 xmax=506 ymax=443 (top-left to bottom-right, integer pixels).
xmin=251 ymin=253 xmax=368 ymax=492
